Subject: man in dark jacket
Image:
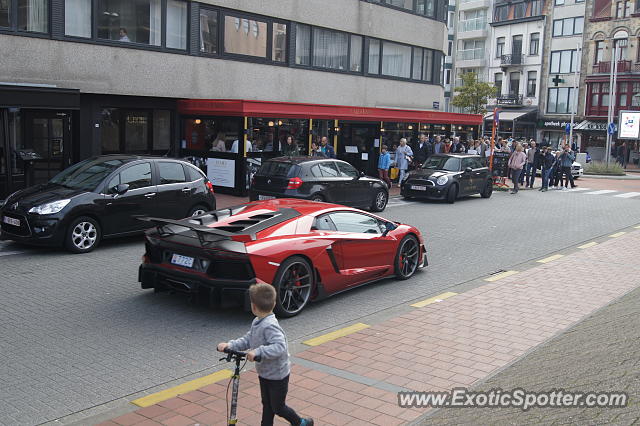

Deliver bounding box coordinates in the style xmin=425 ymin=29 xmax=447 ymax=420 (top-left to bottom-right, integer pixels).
xmin=413 ymin=133 xmax=433 ymax=165
xmin=540 ymin=146 xmax=555 ymax=191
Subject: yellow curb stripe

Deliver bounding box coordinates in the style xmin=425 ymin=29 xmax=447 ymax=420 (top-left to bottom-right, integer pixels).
xmin=609 ymin=232 xmax=626 ymax=238
xmin=484 ymin=270 xmax=518 ymax=282
xmin=634 ymin=225 xmax=640 ymax=229
xmin=131 ymin=369 xmax=233 ymax=407
xmin=303 ymin=323 xmax=369 ymax=346
xmin=537 ymin=254 xmax=564 ymax=264
xmin=578 ymin=242 xmax=598 ymax=249
xmin=410 ymin=292 xmax=458 ymax=308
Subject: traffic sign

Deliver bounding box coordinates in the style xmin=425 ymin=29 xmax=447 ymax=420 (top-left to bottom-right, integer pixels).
xmin=565 ymin=123 xmax=571 ymax=134
xmin=607 ymin=122 xmax=617 ymax=135
xmin=433 ymin=101 xmax=440 ymax=109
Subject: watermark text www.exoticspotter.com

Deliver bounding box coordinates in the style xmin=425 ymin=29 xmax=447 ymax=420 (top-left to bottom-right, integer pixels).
xmin=398 ymin=388 xmax=628 ymax=411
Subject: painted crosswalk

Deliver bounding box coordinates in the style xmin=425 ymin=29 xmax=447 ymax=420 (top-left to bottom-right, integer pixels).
xmin=614 ymin=192 xmax=640 ymax=198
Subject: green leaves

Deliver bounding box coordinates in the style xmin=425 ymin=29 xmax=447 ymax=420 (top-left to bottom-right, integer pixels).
xmin=451 ymin=72 xmax=496 ymax=115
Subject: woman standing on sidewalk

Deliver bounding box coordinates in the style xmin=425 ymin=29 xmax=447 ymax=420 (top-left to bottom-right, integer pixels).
xmin=508 ymin=144 xmax=527 ymax=194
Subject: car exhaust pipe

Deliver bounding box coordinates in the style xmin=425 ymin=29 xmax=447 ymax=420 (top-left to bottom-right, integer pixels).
xmin=164 ymin=279 xmax=196 ymax=293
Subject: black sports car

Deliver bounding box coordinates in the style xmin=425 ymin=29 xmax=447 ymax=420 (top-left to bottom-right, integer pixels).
xmin=0 ymin=155 xmax=216 ymax=253
xmin=249 ymin=157 xmax=389 ymax=211
xmin=401 ymin=154 xmax=493 ymax=203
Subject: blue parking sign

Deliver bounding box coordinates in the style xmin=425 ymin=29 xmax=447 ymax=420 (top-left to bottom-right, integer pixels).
xmin=607 ymin=122 xmax=617 ymax=135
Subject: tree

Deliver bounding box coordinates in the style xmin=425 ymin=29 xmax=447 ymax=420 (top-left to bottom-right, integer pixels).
xmin=451 ymin=72 xmax=496 ymax=115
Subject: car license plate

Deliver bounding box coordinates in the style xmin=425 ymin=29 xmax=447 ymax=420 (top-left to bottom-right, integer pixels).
xmin=258 ymin=195 xmax=276 ymax=200
xmin=2 ymin=216 xmax=20 ymax=227
xmin=171 ymin=254 xmax=195 ymax=268
xmin=411 ymin=185 xmax=427 ymax=191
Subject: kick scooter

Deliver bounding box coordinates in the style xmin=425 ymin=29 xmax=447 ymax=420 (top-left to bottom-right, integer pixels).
xmin=220 ymin=348 xmax=261 ymax=426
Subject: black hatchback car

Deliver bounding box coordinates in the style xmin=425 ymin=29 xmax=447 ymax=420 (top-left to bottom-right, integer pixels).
xmin=0 ymin=155 xmax=216 ymax=253
xmin=401 ymin=154 xmax=493 ymax=203
xmin=249 ymin=157 xmax=389 ymax=211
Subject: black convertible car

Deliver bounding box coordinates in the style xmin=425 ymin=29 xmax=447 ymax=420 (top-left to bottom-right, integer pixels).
xmin=401 ymin=154 xmax=493 ymax=203
xmin=249 ymin=157 xmax=389 ymax=211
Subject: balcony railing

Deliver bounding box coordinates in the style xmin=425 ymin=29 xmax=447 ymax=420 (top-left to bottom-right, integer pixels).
xmin=458 ymin=18 xmax=487 ymax=32
xmin=592 ymin=60 xmax=640 ymax=74
xmin=457 ymin=48 xmax=485 ymax=61
xmin=496 ymin=94 xmax=523 ymax=105
xmin=500 ymin=54 xmax=525 ymax=66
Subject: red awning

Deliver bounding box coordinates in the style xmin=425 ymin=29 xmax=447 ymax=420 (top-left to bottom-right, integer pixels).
xmin=177 ymin=99 xmax=482 ymax=125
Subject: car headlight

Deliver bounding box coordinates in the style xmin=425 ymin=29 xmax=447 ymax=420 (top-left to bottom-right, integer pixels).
xmin=436 ymin=175 xmax=449 ymax=186
xmin=29 ymin=199 xmax=71 ymax=215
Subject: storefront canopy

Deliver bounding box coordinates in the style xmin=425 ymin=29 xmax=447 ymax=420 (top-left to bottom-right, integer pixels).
xmin=484 ymin=110 xmax=536 ymax=122
xmin=178 ymin=99 xmax=482 ymax=125
xmin=574 ymin=120 xmax=607 ymax=131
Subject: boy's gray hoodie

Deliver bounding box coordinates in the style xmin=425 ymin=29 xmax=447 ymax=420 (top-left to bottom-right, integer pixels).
xmin=228 ymin=314 xmax=290 ymax=380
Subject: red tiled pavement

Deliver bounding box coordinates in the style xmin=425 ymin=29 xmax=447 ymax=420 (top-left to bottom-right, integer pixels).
xmin=104 ymin=230 xmax=640 ymax=426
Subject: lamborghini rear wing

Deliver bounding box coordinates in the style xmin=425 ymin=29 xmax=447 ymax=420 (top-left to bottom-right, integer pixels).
xmin=138 ymin=217 xmax=253 ymax=245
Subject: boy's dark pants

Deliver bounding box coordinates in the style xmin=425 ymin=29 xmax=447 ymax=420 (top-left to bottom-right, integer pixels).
xmin=259 ymin=375 xmax=301 ymax=426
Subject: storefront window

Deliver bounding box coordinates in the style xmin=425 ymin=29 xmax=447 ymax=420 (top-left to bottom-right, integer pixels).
xmin=65 ymin=0 xmax=92 ymax=38
xmin=100 ymin=109 xmax=120 ymax=153
xmin=153 ymin=110 xmax=171 ymax=151
xmin=272 ymin=23 xmax=287 ymax=62
xmin=124 ymin=112 xmax=149 ymax=152
xmin=183 ymin=117 xmax=242 ymax=154
xmin=224 ymin=15 xmax=267 ymax=58
xmin=295 ymin=24 xmax=311 ymax=65
xmin=313 ymin=27 xmax=348 ymax=70
xmin=101 ymin=108 xmax=171 ymax=154
xmin=199 ymin=8 xmax=217 ymax=54
xmin=166 ymin=0 xmax=187 ymax=50
xmin=0 ymin=0 xmax=9 ymax=28
xmin=97 ymin=0 xmax=161 ymax=46
xmin=18 ymin=0 xmax=48 ymax=33
xmin=382 ymin=42 xmax=411 ymax=79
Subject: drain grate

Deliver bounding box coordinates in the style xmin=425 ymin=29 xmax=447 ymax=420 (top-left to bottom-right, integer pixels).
xmin=489 ymin=269 xmax=507 ymax=276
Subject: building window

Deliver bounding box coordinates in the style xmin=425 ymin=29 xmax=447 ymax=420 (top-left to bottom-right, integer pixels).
xmin=412 ymin=47 xmax=423 ymax=79
xmin=632 ymin=83 xmax=640 ymax=107
xmin=529 ymin=33 xmax=539 ymax=55
xmin=199 ymin=8 xmax=218 ymax=54
xmin=445 ymin=69 xmax=451 ymax=84
xmin=382 ymin=41 xmax=412 ymax=79
xmin=97 ymin=0 xmax=161 ymax=45
xmin=552 ymin=17 xmax=584 ymax=37
xmin=615 ymin=0 xmax=630 ymax=17
xmin=18 ymin=0 xmax=48 ymax=33
xmin=550 ymin=49 xmax=578 ymax=73
xmin=368 ymin=0 xmax=439 ymax=19
xmin=272 ymin=23 xmax=287 ymax=62
xmin=547 ymin=88 xmax=575 ymax=114
xmin=496 ymin=37 xmax=505 ymax=58
xmin=494 ymin=5 xmax=507 ymax=21
xmin=350 ymin=35 xmax=363 ymax=71
xmin=555 ymin=0 xmax=564 ymax=5
xmin=423 ymin=48 xmax=433 ymax=81
xmin=494 ymin=72 xmax=502 ymax=96
xmin=166 ymin=0 xmax=187 ymax=50
xmin=0 ymin=0 xmax=9 ymax=28
xmin=509 ymin=72 xmax=520 ymax=95
xmin=65 ymin=0 xmax=91 ymax=38
xmin=368 ymin=39 xmax=381 ymax=74
xmin=312 ymin=27 xmax=348 ymax=70
xmin=224 ymin=15 xmax=267 ymax=58
xmin=527 ymin=71 xmax=537 ymax=97
xmin=531 ymin=0 xmax=542 ymax=15
xmin=514 ymin=2 xmax=525 ymax=18
xmin=447 ymin=40 xmax=452 ymax=56
xmin=594 ymin=40 xmax=604 ymax=64
xmin=295 ymin=24 xmax=311 ymax=65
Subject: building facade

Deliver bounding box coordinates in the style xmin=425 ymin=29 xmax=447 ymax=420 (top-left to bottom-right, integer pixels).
xmin=576 ymin=0 xmax=640 ymax=164
xmin=537 ymin=0 xmax=585 ymax=148
xmin=0 ymin=0 xmax=483 ymax=197
xmin=485 ymin=0 xmax=546 ymax=139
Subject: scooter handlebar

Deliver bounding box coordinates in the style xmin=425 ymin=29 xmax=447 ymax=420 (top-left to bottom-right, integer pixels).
xmin=222 ymin=347 xmax=261 ymax=362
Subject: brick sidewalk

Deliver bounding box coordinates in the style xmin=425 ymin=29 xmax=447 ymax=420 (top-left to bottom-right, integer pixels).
xmin=99 ymin=230 xmax=640 ymax=426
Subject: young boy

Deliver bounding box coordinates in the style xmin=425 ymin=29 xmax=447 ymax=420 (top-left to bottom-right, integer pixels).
xmin=217 ymin=283 xmax=313 ymax=426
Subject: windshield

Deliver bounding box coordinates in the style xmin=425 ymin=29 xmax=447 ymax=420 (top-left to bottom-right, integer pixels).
xmin=50 ymin=158 xmax=129 ymax=191
xmin=422 ymin=156 xmax=461 ymax=172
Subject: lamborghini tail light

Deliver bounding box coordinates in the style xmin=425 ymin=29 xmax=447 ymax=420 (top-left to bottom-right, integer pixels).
xmin=287 ymin=177 xmax=303 ymax=189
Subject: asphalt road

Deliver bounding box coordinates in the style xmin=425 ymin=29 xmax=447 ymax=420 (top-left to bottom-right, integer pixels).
xmin=1 ymin=186 xmax=640 ymax=425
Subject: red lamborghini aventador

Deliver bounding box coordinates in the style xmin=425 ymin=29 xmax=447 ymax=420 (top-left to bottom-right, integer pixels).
xmin=139 ymin=199 xmax=427 ymax=316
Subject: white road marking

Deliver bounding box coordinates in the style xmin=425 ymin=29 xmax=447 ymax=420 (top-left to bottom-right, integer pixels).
xmin=614 ymin=192 xmax=640 ymax=199
xmin=568 ymin=187 xmax=590 ymax=191
xmin=0 ymin=250 xmax=26 ymax=257
xmin=583 ymin=190 xmax=618 ymax=195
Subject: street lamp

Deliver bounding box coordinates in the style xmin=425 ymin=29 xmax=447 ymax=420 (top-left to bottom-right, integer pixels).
xmin=605 ymin=35 xmax=628 ymax=167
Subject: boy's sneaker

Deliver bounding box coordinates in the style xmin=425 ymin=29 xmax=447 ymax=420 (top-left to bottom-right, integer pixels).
xmin=300 ymin=419 xmax=314 ymax=426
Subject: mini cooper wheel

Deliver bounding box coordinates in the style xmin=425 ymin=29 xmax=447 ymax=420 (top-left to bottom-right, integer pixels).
xmin=446 ymin=184 xmax=458 ymax=204
xmin=273 ymin=256 xmax=313 ymax=317
xmin=394 ymin=235 xmax=420 ymax=280
xmin=480 ymin=180 xmax=493 ymax=198
xmin=370 ymin=189 xmax=388 ymax=212
xmin=188 ymin=205 xmax=208 ymax=217
xmin=66 ymin=216 xmax=101 ymax=254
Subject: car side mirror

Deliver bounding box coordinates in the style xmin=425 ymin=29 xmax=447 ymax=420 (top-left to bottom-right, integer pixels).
xmin=359 ymin=171 xmax=365 ymax=178
xmin=382 ymin=221 xmax=397 ymax=236
xmin=465 ymin=167 xmax=473 ymax=173
xmin=115 ymin=183 xmax=130 ymax=195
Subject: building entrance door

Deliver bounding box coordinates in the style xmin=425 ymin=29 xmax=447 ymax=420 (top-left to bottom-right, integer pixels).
xmin=338 ymin=122 xmax=379 ymax=176
xmin=23 ymin=112 xmax=72 ymax=185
